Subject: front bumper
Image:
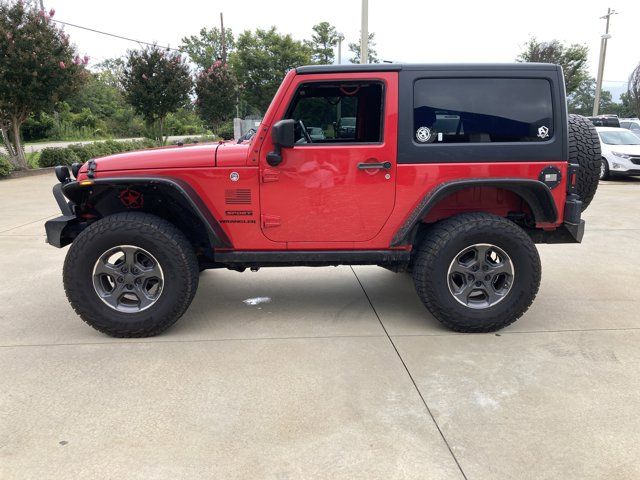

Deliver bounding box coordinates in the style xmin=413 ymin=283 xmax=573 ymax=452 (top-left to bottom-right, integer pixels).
xmin=45 ymin=183 xmax=79 ymax=248
xmin=605 ymin=154 xmax=640 ymax=176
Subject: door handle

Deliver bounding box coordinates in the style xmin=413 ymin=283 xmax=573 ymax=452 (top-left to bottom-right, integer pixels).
xmin=358 ymin=161 xmax=392 ymax=170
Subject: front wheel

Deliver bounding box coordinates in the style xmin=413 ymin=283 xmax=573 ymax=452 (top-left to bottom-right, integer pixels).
xmin=63 ymin=212 xmax=199 ymax=337
xmin=600 ymin=158 xmax=610 ymax=180
xmin=412 ymin=213 xmax=541 ymax=332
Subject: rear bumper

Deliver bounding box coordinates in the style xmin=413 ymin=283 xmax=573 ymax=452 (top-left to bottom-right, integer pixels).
xmin=529 ymin=193 xmax=584 ymax=244
xmin=45 ymin=183 xmax=78 ymax=248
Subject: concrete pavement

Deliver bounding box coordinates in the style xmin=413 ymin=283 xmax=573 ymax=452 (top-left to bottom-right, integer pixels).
xmin=1 ymin=174 xmax=639 ymax=479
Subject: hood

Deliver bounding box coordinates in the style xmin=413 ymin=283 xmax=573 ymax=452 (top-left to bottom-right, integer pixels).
xmin=603 ymin=144 xmax=640 ymax=155
xmin=215 ymin=141 xmax=250 ymax=167
xmin=79 ymin=143 xmax=217 ymax=175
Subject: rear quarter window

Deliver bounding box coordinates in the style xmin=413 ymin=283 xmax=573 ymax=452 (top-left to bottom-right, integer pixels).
xmin=413 ymin=78 xmax=554 ymax=144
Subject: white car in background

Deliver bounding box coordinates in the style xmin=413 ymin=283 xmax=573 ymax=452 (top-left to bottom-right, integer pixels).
xmin=597 ymin=126 xmax=640 ymax=180
xmin=619 ymin=118 xmax=640 ymax=139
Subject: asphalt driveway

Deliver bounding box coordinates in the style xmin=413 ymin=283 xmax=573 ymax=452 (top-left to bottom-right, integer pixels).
xmin=1 ymin=174 xmax=639 ymax=479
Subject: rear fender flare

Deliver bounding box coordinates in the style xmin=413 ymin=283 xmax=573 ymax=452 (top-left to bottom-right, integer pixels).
xmin=391 ymin=178 xmax=558 ymax=246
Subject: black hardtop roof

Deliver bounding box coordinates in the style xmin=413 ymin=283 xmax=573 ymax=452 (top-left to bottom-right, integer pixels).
xmin=296 ymin=63 xmax=560 ymax=74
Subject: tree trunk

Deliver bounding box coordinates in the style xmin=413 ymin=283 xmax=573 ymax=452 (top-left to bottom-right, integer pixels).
xmin=8 ymin=118 xmax=27 ymax=170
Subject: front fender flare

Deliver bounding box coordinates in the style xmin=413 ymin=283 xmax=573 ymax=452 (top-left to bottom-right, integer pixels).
xmin=62 ymin=176 xmax=232 ymax=249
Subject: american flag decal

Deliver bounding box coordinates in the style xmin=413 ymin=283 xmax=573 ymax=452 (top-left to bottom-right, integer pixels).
xmin=225 ymin=189 xmax=252 ymax=205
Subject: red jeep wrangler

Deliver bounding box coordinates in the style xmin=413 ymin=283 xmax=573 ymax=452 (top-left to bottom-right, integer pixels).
xmin=46 ymin=63 xmax=601 ymax=337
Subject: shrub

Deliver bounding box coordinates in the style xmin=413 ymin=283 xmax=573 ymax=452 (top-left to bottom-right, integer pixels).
xmin=216 ymin=121 xmax=235 ymax=140
xmin=38 ymin=147 xmax=80 ymax=167
xmin=67 ymin=143 xmax=92 ymax=162
xmin=0 ymin=154 xmax=14 ymax=177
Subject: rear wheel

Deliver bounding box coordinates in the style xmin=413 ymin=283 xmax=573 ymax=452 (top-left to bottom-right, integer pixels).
xmin=63 ymin=212 xmax=199 ymax=337
xmin=412 ymin=213 xmax=541 ymax=332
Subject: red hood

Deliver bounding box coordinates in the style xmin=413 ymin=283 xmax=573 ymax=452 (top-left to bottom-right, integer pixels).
xmin=78 ymin=141 xmax=250 ymax=177
xmin=79 ymin=144 xmax=217 ymax=175
xmin=215 ymin=141 xmax=250 ymax=167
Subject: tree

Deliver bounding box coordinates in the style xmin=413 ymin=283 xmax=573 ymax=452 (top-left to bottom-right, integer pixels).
xmin=180 ymin=27 xmax=235 ymax=70
xmin=230 ymin=27 xmax=312 ymax=114
xmin=94 ymin=58 xmax=126 ymax=91
xmin=567 ymin=78 xmax=617 ymax=116
xmin=306 ymin=22 xmax=338 ymax=64
xmin=195 ymin=60 xmax=237 ymax=130
xmin=517 ymin=38 xmax=589 ymax=95
xmin=629 ymin=63 xmax=640 ymax=118
xmin=348 ymin=32 xmax=379 ymax=64
xmin=0 ymin=1 xmax=87 ymax=169
xmin=121 ymin=46 xmax=192 ymax=142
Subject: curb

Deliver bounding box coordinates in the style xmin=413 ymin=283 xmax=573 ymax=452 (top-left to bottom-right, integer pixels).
xmin=1 ymin=167 xmax=54 ymax=180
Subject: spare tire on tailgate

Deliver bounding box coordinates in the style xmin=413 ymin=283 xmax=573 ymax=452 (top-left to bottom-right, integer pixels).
xmin=568 ymin=114 xmax=601 ymax=211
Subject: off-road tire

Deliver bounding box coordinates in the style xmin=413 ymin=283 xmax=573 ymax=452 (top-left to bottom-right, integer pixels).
xmin=568 ymin=114 xmax=601 ymax=211
xmin=412 ymin=213 xmax=541 ymax=333
xmin=63 ymin=212 xmax=199 ymax=337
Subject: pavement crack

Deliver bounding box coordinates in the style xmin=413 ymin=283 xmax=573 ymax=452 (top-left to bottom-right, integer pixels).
xmin=349 ymin=266 xmax=469 ymax=480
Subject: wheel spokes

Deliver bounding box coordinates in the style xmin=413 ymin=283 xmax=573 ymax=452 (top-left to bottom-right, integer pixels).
xmin=447 ymin=243 xmax=515 ymax=310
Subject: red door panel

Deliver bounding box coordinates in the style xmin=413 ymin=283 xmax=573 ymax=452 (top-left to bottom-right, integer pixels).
xmin=259 ymin=72 xmax=398 ymax=244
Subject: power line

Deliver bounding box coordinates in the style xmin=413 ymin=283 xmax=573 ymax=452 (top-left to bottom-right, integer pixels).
xmin=52 ymin=19 xmax=181 ymax=52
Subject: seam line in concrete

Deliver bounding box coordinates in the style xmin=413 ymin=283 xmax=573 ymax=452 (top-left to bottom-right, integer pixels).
xmin=0 ymin=214 xmax=58 ymax=233
xmin=390 ymin=326 xmax=640 ymax=338
xmin=0 ymin=333 xmax=387 ymax=349
xmin=349 ymin=266 xmax=468 ymax=480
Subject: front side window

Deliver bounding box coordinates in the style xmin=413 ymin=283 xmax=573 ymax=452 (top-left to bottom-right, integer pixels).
xmin=413 ymin=78 xmax=554 ymax=144
xmin=286 ymin=81 xmax=384 ymax=144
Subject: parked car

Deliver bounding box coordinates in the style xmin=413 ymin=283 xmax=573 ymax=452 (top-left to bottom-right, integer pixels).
xmin=307 ymin=127 xmax=326 ymax=141
xmin=336 ymin=117 xmax=356 ymax=138
xmin=597 ymin=126 xmax=640 ymax=179
xmin=588 ymin=115 xmax=620 ymax=128
xmin=619 ymin=118 xmax=640 ymax=139
xmin=46 ymin=63 xmax=600 ymax=337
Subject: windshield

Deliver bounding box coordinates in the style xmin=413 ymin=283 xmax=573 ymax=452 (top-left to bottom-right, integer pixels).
xmin=599 ymin=130 xmax=640 ymax=145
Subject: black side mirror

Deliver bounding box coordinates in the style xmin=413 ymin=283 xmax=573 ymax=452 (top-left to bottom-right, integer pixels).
xmin=267 ymin=119 xmax=295 ymax=166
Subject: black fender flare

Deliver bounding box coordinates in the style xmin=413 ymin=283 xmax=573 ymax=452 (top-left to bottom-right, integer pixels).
xmin=62 ymin=176 xmax=232 ymax=249
xmin=391 ymin=178 xmax=558 ymax=246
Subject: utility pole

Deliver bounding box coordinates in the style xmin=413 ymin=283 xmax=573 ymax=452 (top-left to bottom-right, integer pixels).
xmin=593 ymin=8 xmax=617 ymax=116
xmin=360 ymin=0 xmax=368 ymax=64
xmin=220 ymin=12 xmax=227 ymax=63
xmin=337 ymin=33 xmax=344 ymax=65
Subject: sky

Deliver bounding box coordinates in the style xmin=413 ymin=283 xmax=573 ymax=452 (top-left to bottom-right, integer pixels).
xmin=45 ymin=0 xmax=638 ymax=95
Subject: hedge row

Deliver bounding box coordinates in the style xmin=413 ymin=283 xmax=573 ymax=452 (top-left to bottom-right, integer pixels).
xmin=39 ymin=139 xmax=157 ymax=168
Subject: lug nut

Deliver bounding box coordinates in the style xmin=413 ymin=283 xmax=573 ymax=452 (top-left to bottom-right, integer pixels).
xmin=475 ymin=281 xmax=482 ymax=287
xmin=472 ymin=265 xmax=479 ymax=271
xmin=485 ymin=275 xmax=491 ymax=281
xmin=468 ymin=274 xmax=474 ymax=281
xmin=135 ymin=278 xmax=142 ymax=285
xmin=482 ymin=265 xmax=489 ymax=271
xmin=121 ymin=266 xmax=128 ymax=273
xmin=117 ymin=277 xmax=124 ymax=283
xmin=126 ymin=284 xmax=133 ymax=290
xmin=132 ymin=267 xmax=138 ymax=274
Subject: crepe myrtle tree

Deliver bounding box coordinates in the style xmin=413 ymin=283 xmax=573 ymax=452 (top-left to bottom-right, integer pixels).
xmin=195 ymin=60 xmax=237 ymax=131
xmin=629 ymin=62 xmax=640 ymax=118
xmin=0 ymin=1 xmax=87 ymax=169
xmin=122 ymin=46 xmax=192 ymax=142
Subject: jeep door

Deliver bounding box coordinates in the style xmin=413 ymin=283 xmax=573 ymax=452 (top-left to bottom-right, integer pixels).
xmin=259 ymin=72 xmax=398 ymax=243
